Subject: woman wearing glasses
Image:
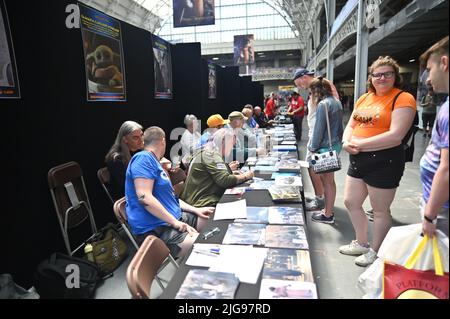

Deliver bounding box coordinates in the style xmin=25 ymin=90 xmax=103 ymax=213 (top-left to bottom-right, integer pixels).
xmin=339 ymin=56 xmax=416 ymax=266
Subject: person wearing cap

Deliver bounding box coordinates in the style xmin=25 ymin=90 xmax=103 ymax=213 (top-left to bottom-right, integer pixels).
xmin=197 ymin=114 xmax=229 ymax=149
xmin=227 ymin=111 xmax=260 ymax=163
xmin=293 ymin=68 xmax=339 ymax=211
xmin=287 ymin=88 xmax=305 ymax=141
xmin=180 ymin=128 xmax=254 ymax=207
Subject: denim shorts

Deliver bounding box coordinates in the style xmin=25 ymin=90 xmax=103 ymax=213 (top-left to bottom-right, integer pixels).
xmin=347 ymin=145 xmax=405 ymax=189
xmin=136 ymin=212 xmax=198 ymax=257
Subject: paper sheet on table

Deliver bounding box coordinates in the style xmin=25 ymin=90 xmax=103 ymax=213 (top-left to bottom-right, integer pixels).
xmin=253 ymin=165 xmax=277 ymax=171
xmin=185 ymin=243 xmax=222 ymax=267
xmin=299 ymin=160 xmax=310 ymax=168
xmin=209 ymin=245 xmax=268 ymax=284
xmin=214 ymin=199 xmax=247 ymax=220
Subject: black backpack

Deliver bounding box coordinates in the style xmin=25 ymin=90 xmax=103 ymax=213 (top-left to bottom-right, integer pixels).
xmin=34 ymin=253 xmax=101 ymax=299
xmin=392 ymin=91 xmax=419 ymax=162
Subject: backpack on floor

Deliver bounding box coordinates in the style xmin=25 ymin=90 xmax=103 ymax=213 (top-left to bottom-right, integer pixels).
xmin=34 ymin=253 xmax=101 ymax=299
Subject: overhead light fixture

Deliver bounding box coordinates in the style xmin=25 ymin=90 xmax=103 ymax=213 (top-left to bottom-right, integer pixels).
xmin=350 ymin=79 xmax=354 ymax=82
xmin=409 ymin=59 xmax=416 ymax=63
xmin=212 ymin=57 xmax=219 ymax=61
xmin=286 ymin=53 xmax=294 ymax=56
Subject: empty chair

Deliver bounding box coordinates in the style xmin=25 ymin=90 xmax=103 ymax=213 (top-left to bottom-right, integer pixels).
xmin=48 ymin=161 xmax=98 ymax=256
xmin=126 ymin=235 xmax=173 ymax=299
xmin=97 ymin=167 xmax=115 ymax=205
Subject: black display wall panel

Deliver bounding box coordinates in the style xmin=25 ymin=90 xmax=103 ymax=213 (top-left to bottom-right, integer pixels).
xmin=200 ymin=59 xmax=222 ymax=120
xmin=0 ymin=0 xmax=211 ymax=287
xmin=0 ymin=0 xmax=248 ymax=287
xmin=251 ymin=81 xmax=265 ymax=108
xmin=218 ymin=66 xmax=241 ymax=117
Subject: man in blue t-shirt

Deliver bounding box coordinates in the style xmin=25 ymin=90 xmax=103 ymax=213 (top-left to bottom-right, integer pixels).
xmin=125 ymin=126 xmax=214 ymax=257
xmin=419 ymin=36 xmax=449 ymax=237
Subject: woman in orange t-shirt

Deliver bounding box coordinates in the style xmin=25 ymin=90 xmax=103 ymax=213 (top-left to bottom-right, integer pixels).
xmin=339 ymin=56 xmax=416 ymax=267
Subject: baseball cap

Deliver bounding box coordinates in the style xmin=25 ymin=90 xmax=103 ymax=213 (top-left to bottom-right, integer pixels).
xmin=293 ymin=68 xmax=315 ymax=80
xmin=228 ymin=111 xmax=247 ymax=121
xmin=207 ymin=114 xmax=229 ymax=128
xmin=292 ymin=87 xmax=299 ymax=94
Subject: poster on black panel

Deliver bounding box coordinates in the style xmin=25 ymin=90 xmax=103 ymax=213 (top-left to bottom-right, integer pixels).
xmin=234 ymin=34 xmax=255 ymax=66
xmin=152 ymin=34 xmax=173 ymax=99
xmin=173 ymin=0 xmax=215 ymax=28
xmin=0 ymin=0 xmax=20 ymax=99
xmin=208 ymin=62 xmax=216 ymax=99
xmin=79 ymin=3 xmax=126 ymax=102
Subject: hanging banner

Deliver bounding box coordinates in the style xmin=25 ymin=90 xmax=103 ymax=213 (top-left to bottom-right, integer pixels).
xmin=234 ymin=34 xmax=255 ymax=66
xmin=208 ymin=61 xmax=216 ymax=99
xmin=79 ymin=3 xmax=126 ymax=102
xmin=173 ymin=0 xmax=215 ymax=28
xmin=0 ymin=0 xmax=20 ymax=99
xmin=153 ymin=34 xmax=173 ymax=99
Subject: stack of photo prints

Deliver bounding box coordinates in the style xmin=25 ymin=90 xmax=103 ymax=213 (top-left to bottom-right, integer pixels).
xmin=176 ymin=269 xmax=240 ymax=299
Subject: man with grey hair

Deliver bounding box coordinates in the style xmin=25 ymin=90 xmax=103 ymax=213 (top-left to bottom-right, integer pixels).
xmin=242 ymin=107 xmax=259 ymax=129
xmin=181 ymin=128 xmax=254 ymax=207
xmin=227 ymin=111 xmax=264 ymax=162
xmin=180 ymin=114 xmax=201 ymax=167
xmin=125 ymin=126 xmax=215 ymax=258
xmin=254 ymin=106 xmax=273 ymax=128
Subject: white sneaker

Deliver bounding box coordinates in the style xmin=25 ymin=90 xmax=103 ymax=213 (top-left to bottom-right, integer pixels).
xmin=355 ymin=248 xmax=377 ymax=267
xmin=339 ymin=240 xmax=370 ymax=256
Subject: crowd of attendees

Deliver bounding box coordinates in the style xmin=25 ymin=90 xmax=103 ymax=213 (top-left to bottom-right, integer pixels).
xmin=103 ymin=37 xmax=448 ymax=270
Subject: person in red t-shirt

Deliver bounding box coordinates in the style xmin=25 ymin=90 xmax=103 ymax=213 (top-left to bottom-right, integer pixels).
xmin=287 ymin=89 xmax=305 ymax=140
xmin=265 ymin=93 xmax=277 ymax=120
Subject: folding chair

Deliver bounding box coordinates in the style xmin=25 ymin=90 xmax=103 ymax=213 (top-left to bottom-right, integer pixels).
xmin=114 ymin=197 xmax=179 ymax=289
xmin=47 ymin=161 xmax=98 ymax=256
xmin=97 ymin=167 xmax=115 ymax=205
xmin=126 ymin=235 xmax=178 ymax=298
xmin=113 ymin=197 xmax=140 ymax=250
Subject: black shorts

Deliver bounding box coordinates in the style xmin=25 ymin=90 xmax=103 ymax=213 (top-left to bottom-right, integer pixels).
xmin=136 ymin=212 xmax=198 ymax=257
xmin=347 ymin=145 xmax=405 ymax=189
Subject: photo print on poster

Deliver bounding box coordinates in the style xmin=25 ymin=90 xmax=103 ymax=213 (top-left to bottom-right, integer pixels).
xmin=0 ymin=0 xmax=20 ymax=99
xmin=80 ymin=3 xmax=126 ymax=101
xmin=152 ymin=34 xmax=173 ymax=99
xmin=234 ymin=34 xmax=255 ymax=66
xmin=173 ymin=0 xmax=215 ymax=28
xmin=208 ymin=61 xmax=216 ymax=99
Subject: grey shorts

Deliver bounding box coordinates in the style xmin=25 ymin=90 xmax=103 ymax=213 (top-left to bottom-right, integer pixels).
xmin=136 ymin=212 xmax=198 ymax=257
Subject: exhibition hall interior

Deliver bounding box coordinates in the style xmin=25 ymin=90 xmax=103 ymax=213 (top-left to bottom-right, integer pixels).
xmin=0 ymin=0 xmax=448 ymax=302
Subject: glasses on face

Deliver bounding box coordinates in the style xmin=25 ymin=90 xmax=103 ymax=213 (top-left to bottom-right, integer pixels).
xmin=371 ymin=71 xmax=395 ymax=79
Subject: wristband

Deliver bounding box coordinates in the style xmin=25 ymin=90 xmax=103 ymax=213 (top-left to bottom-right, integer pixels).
xmin=424 ymin=215 xmax=437 ymax=225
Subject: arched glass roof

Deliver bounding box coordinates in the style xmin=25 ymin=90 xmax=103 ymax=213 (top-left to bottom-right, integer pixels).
xmin=133 ymin=0 xmax=305 ymax=44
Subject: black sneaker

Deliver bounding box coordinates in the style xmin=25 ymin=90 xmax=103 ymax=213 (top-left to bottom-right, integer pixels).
xmin=311 ymin=212 xmax=335 ymax=224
